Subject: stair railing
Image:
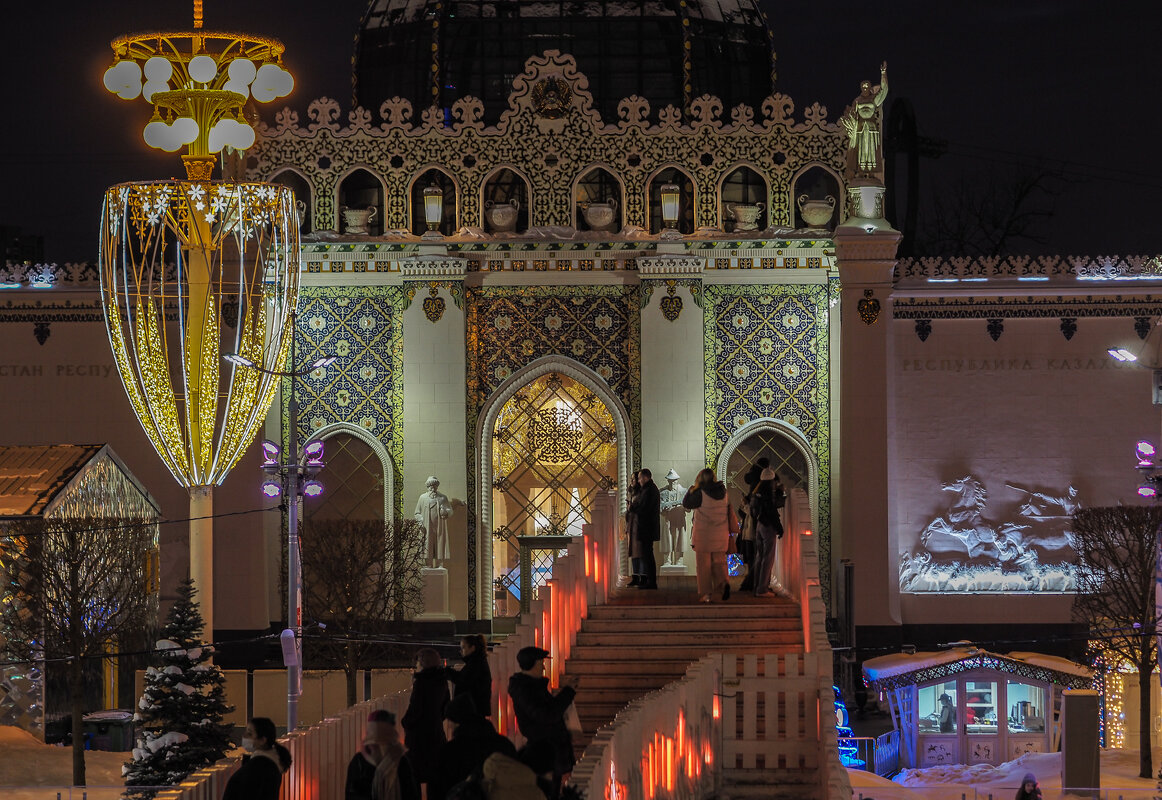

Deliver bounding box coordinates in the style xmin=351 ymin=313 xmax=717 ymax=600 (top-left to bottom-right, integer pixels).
xmin=490 ymin=488 xmax=619 ymax=744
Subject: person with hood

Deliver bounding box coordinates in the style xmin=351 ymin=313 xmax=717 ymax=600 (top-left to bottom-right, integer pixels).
xmin=625 ymin=470 xmax=644 ymax=586
xmin=402 ymin=648 xmax=450 ymax=792
xmin=507 ymin=646 xmax=577 ymax=800
xmin=747 ymin=468 xmax=785 ymax=596
xmin=429 ymin=694 xmax=518 ymax=800
xmin=1015 ymin=773 xmax=1041 ymax=800
xmin=627 ymin=468 xmax=662 ymax=589
xmin=446 ymin=634 xmax=493 ymax=718
xmin=736 ymin=457 xmax=770 ymax=591
xmin=683 ymin=467 xmax=737 ymax=603
xmin=345 ymin=710 xmax=419 ymax=800
xmin=222 ymin=717 xmax=284 ymax=800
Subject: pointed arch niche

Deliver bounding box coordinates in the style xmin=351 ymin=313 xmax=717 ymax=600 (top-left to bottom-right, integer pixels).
xmin=716 ymin=417 xmax=819 ymax=535
xmin=477 ymin=356 xmax=631 ymax=620
xmin=791 ymin=164 xmax=842 ymax=231
xmin=482 ymin=167 xmax=531 ymax=235
xmin=719 ymin=164 xmax=769 ymax=233
xmin=337 ymin=168 xmax=386 ymax=236
xmin=574 ymin=166 xmax=624 ymax=233
xmin=411 ymin=168 xmax=458 ymax=237
xmin=271 ymin=168 xmax=312 ymax=234
xmin=303 ymin=423 xmax=396 ymax=525
xmin=647 ymin=166 xmax=695 ymax=235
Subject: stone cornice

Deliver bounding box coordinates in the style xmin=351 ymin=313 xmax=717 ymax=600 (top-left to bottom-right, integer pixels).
xmin=399 ymin=257 xmax=469 ymax=279
xmin=637 ymin=256 xmax=705 ymax=275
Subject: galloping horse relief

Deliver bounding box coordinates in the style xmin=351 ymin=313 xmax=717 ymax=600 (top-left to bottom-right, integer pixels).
xmin=900 ymin=476 xmax=1080 ymax=593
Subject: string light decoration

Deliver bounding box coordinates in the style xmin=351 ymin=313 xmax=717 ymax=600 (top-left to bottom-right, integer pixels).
xmin=98 ymin=1 xmax=300 ymax=640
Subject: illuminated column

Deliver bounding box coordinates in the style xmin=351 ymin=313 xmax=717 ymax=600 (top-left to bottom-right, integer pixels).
xmin=833 ymin=222 xmax=901 ymax=628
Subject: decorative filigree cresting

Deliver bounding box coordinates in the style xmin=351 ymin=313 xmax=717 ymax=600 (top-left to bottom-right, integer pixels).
xmin=865 ymin=650 xmax=1093 ymax=693
xmin=99 ymin=180 xmax=299 ymax=487
xmin=251 ymin=51 xmax=845 ymax=234
xmin=898 ymin=254 xmax=1162 ymax=283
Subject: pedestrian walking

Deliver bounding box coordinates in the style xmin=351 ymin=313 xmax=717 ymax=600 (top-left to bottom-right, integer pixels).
xmin=222 ymin=717 xmax=284 ymax=800
xmin=402 ymin=648 xmax=450 ymax=793
xmin=683 ymin=467 xmax=736 ymax=603
xmin=507 ymin=646 xmax=576 ymax=800
xmin=446 ymin=634 xmax=493 ymax=718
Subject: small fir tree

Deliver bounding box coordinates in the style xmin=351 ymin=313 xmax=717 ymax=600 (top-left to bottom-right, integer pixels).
xmin=123 ymin=579 xmax=233 ymax=791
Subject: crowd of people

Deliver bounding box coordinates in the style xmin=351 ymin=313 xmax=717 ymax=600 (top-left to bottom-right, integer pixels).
xmin=629 ymin=458 xmax=786 ymax=601
xmin=222 ymin=638 xmax=577 ymax=800
xmin=223 ymin=456 xmax=787 ymax=800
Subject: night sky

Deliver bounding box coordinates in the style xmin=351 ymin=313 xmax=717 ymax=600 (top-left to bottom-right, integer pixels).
xmin=2 ymin=0 xmax=1156 ymax=263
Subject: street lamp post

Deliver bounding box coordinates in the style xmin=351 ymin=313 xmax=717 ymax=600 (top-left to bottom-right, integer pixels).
xmin=226 ymin=346 xmax=333 ymax=730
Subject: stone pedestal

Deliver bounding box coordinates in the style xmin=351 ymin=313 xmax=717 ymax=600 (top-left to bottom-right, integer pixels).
xmin=660 ymin=562 xmax=688 ymax=576
xmin=416 ymin=567 xmax=455 ymax=621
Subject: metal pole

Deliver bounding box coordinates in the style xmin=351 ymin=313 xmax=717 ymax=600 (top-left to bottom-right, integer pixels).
xmin=287 ymin=327 xmax=302 ymax=732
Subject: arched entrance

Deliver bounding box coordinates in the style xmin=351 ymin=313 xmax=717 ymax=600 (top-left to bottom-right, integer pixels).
xmin=717 ymin=418 xmax=818 ymax=534
xmin=478 ymin=360 xmax=628 ymax=618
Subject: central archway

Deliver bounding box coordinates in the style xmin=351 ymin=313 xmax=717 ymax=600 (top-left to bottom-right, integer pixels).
xmin=477 ymin=357 xmax=630 ymax=619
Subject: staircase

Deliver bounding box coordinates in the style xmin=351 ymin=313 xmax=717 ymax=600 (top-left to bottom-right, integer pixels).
xmin=562 ymin=575 xmax=804 ymax=745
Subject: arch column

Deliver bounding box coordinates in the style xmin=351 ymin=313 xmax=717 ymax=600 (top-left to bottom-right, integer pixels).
xmin=402 ymin=258 xmax=468 ymax=616
xmin=834 ymin=224 xmax=902 ymax=630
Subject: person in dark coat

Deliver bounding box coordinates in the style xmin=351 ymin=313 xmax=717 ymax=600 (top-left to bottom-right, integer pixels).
xmin=625 ymin=470 xmax=643 ymax=586
xmin=446 ymin=634 xmax=493 ymax=717
xmin=402 ymin=648 xmax=450 ymax=790
xmin=747 ymin=469 xmax=784 ymax=596
xmin=736 ymin=457 xmax=769 ymax=591
xmin=428 ymin=694 xmax=518 ymax=800
xmin=346 ymin=710 xmax=420 ymax=800
xmin=507 ymin=646 xmax=576 ymax=800
xmin=628 ymin=468 xmax=662 ymax=589
xmin=222 ymin=717 xmax=284 ymax=800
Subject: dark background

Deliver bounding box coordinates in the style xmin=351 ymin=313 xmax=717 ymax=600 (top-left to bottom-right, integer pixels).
xmin=2 ymin=0 xmax=1156 ymax=262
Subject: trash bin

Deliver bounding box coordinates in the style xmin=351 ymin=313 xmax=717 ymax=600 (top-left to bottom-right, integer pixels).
xmin=82 ymin=709 xmax=135 ymax=751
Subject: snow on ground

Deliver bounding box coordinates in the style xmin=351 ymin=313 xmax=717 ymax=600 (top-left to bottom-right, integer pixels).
xmin=851 ymin=748 xmax=1162 ymax=800
xmin=0 ymin=725 xmax=146 ymax=799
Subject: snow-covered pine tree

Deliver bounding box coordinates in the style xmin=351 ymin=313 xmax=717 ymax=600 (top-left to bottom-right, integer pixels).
xmin=123 ymin=578 xmax=233 ymax=792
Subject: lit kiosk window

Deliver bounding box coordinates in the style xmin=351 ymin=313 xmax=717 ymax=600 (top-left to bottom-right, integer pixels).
xmin=864 ymin=646 xmax=1092 ymax=768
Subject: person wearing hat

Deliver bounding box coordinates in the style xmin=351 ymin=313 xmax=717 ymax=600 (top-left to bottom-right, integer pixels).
xmin=746 ymin=468 xmax=785 ymax=596
xmin=659 ymin=469 xmax=688 ymax=566
xmin=507 ymin=646 xmax=577 ymax=800
xmin=627 ymin=468 xmax=661 ymax=589
xmin=1015 ymin=772 xmax=1041 ymax=800
xmin=428 ymin=694 xmax=517 ymax=800
xmin=938 ymin=693 xmax=956 ymax=734
xmin=344 ymin=709 xmax=419 ymax=800
xmin=736 ymin=457 xmax=770 ymax=591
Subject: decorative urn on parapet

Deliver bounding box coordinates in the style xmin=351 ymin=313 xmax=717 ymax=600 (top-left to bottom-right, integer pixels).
xmin=485 ymin=199 xmax=521 ymax=233
xmin=342 ymin=205 xmax=377 ymax=235
xmin=797 ymin=195 xmax=836 ymax=229
xmin=580 ymin=197 xmax=618 ymax=232
xmin=727 ymin=202 xmax=765 ymax=232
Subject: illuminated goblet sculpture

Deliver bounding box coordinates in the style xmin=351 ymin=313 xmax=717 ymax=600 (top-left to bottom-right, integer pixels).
xmin=98 ymin=2 xmax=299 ymax=639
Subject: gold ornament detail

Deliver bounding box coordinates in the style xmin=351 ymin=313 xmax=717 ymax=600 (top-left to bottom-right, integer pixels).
xmin=857 ymin=289 xmax=881 ymax=325
xmin=422 ymin=285 xmax=446 ymax=322
xmin=532 ymin=76 xmax=572 ymax=119
xmin=659 ymin=282 xmax=684 ymax=322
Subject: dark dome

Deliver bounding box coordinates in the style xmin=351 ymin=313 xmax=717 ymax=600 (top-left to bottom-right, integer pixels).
xmin=354 ymin=0 xmax=776 ymax=123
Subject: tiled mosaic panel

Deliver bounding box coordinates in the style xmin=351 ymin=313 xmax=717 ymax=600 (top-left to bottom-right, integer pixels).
xmin=289 ymin=286 xmax=405 ymax=512
xmin=703 ymin=281 xmax=834 ymax=602
xmin=464 ymin=284 xmax=641 ymax=618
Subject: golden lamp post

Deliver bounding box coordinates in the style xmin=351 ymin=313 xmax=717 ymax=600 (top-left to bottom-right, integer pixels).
xmin=98 ymin=1 xmax=299 ymax=644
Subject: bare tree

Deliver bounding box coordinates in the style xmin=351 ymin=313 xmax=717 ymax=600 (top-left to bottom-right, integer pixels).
xmin=915 ymin=165 xmax=1071 ymax=256
xmin=1071 ymin=505 xmax=1162 ymax=779
xmin=299 ymin=517 xmax=426 ymax=706
xmin=0 ymin=516 xmax=156 ymax=786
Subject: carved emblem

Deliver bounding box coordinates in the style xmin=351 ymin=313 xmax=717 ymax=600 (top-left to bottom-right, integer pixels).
xmin=1059 ymin=317 xmax=1077 ymax=341
xmin=422 ymin=285 xmax=445 ymax=323
xmin=33 ymin=321 xmax=50 ymax=346
xmin=659 ymin=283 xmax=683 ymax=322
xmin=915 ymin=319 xmax=932 ymax=342
xmin=532 ymin=76 xmax=572 ymax=119
xmin=1136 ymin=316 xmax=1152 ymax=340
xmin=987 ymin=318 xmax=1004 ymax=341
xmin=857 ymin=289 xmax=881 ymax=325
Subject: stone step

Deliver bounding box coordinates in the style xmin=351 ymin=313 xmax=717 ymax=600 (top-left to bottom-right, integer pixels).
xmin=586 ymin=602 xmax=798 ymax=620
xmin=574 ymin=630 xmax=799 ymax=648
xmin=580 ymin=613 xmax=798 ymax=632
xmin=567 ymin=640 xmax=801 ymax=661
xmin=563 ymin=658 xmax=699 ymax=676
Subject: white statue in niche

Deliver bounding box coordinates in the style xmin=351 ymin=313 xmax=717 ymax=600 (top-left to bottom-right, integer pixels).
xmin=414 ymin=476 xmax=453 ymax=567
xmin=901 ymin=475 xmax=1081 ymax=593
xmin=659 ymin=468 xmax=688 ymax=564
